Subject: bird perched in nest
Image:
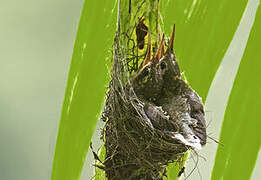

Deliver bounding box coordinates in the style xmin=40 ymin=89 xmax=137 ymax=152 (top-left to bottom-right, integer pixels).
xmin=131 ymin=33 xmax=164 ymax=102
xmin=131 ymin=25 xmax=206 ymax=148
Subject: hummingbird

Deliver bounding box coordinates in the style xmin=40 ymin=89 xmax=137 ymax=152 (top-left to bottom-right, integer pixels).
xmin=131 ymin=33 xmax=164 ymax=102
xmin=131 ymin=25 xmax=206 ymax=147
xmin=155 ymin=25 xmax=207 ymax=147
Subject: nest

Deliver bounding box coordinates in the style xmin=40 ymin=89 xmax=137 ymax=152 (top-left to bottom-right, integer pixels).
xmin=99 ymin=36 xmax=195 ymax=180
xmin=94 ymin=5 xmax=208 ymax=176
xmin=101 ymin=85 xmax=189 ymax=179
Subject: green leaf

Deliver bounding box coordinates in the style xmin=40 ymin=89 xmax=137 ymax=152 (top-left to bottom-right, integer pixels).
xmin=51 ymin=1 xmax=117 ymax=180
xmin=212 ymin=3 xmax=261 ymax=180
xmin=94 ymin=145 xmax=106 ymax=180
xmin=165 ymin=153 xmax=188 ymax=180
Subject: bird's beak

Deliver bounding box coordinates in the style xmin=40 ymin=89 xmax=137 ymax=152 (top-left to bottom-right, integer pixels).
xmin=166 ymin=24 xmax=175 ymax=54
xmin=154 ymin=34 xmax=165 ymax=64
xmin=141 ymin=32 xmax=151 ymax=67
xmin=141 ymin=24 xmax=175 ymax=68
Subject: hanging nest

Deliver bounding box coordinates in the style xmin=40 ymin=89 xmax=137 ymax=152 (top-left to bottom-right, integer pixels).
xmin=99 ymin=24 xmax=206 ymax=180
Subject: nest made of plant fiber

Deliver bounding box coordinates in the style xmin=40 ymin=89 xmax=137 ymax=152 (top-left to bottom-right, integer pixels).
xmin=99 ymin=36 xmax=191 ymax=180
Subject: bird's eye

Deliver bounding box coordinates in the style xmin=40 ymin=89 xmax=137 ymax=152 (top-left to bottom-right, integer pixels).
xmin=142 ymin=66 xmax=150 ymax=77
xmin=160 ymin=61 xmax=167 ymax=70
